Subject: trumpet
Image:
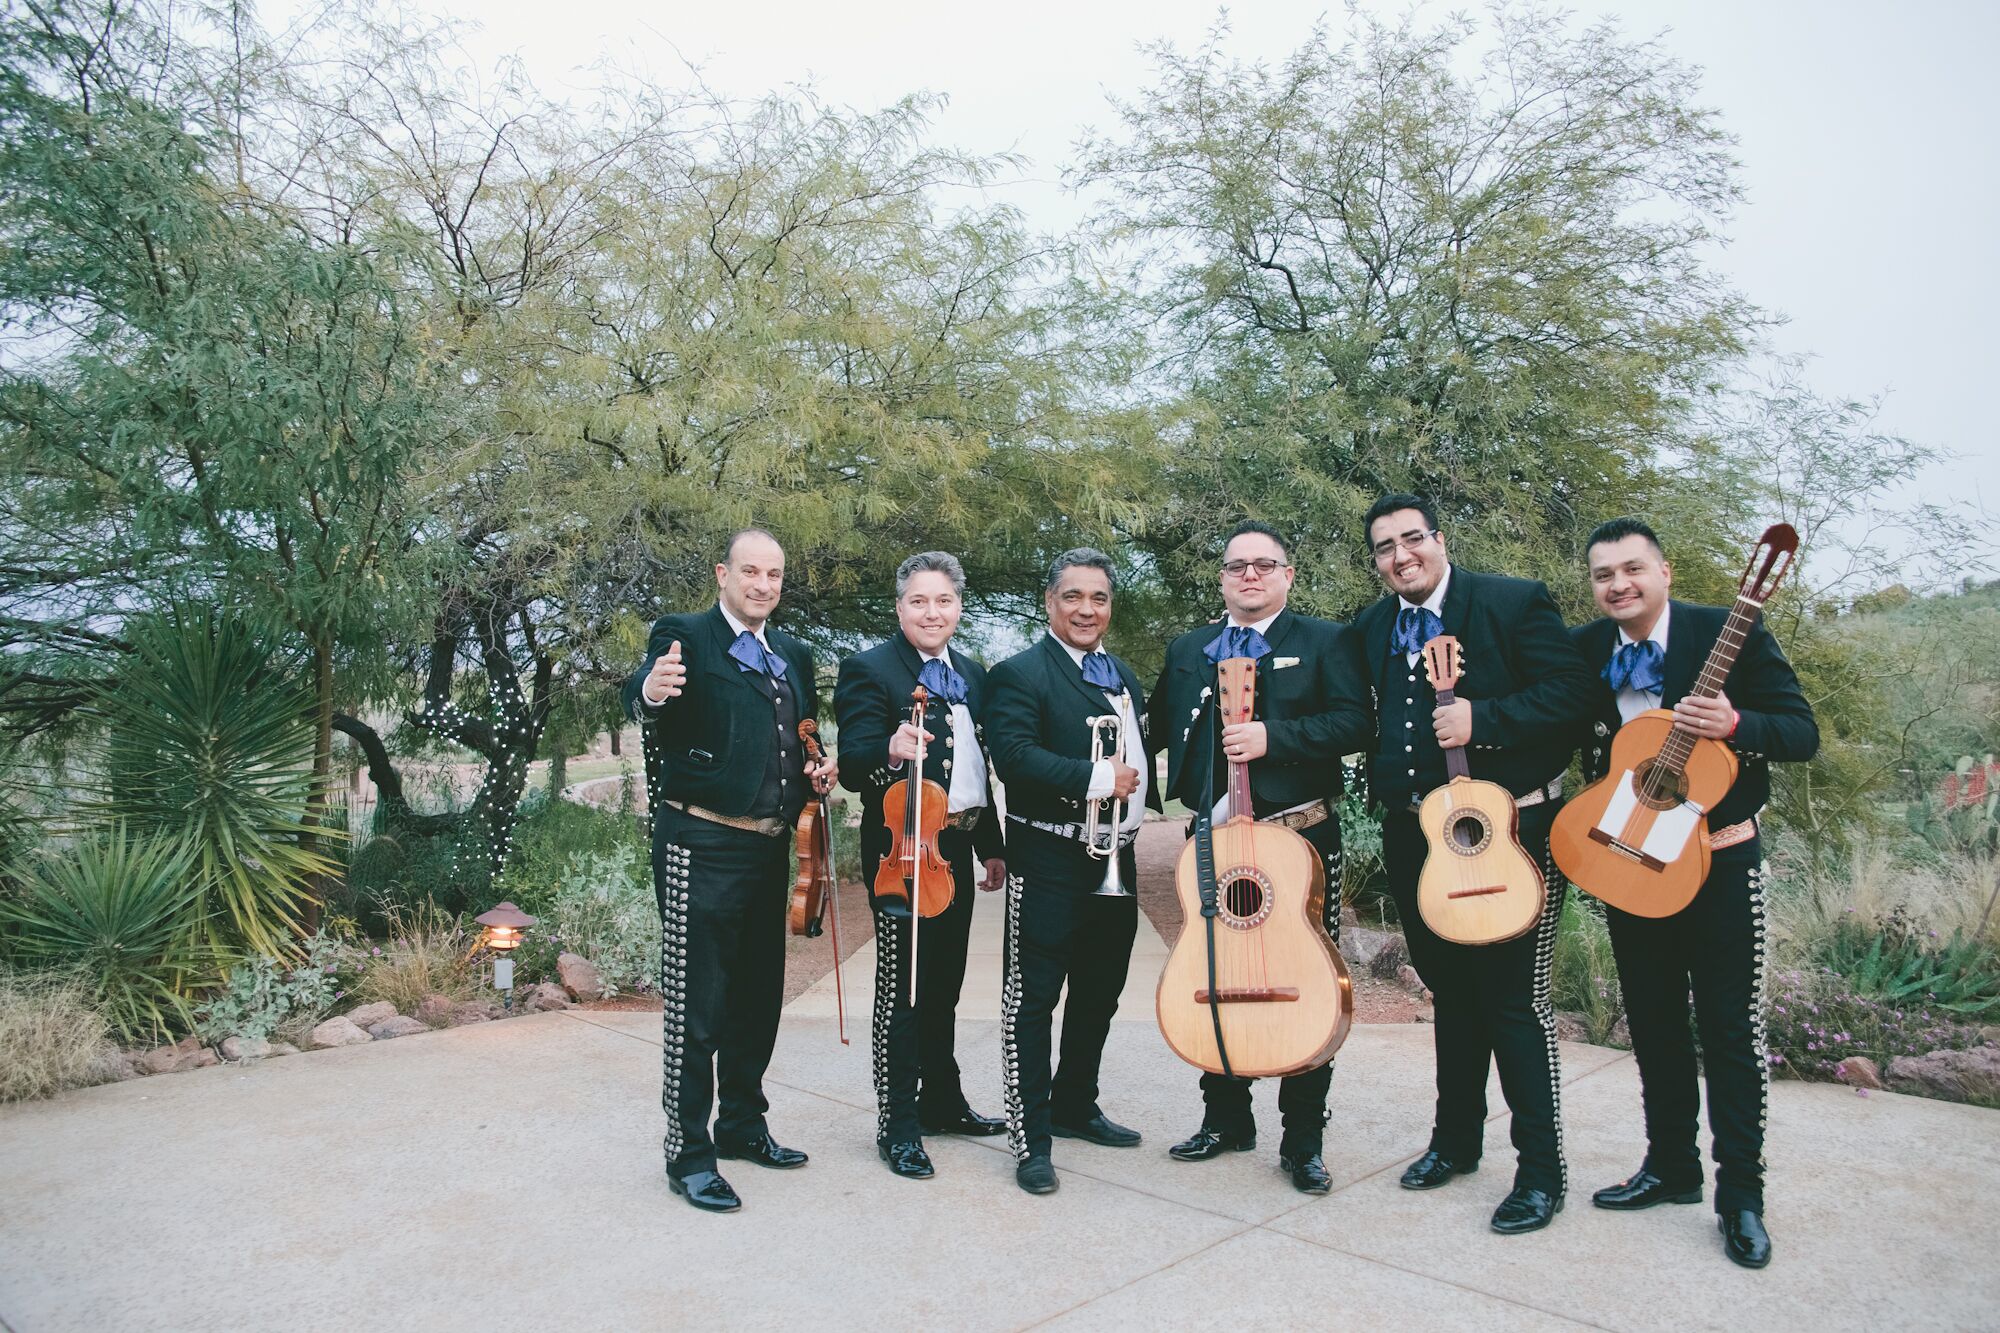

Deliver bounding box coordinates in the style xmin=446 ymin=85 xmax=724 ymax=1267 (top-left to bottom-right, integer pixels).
xmin=1084 ymin=703 xmax=1134 ymax=897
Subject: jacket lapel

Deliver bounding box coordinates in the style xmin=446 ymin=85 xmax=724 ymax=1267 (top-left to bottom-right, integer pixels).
xmin=1260 ymin=608 xmax=1298 ymax=658
xmin=1042 ymin=633 xmax=1118 ymax=715
xmin=707 ymin=605 xmax=775 ymax=705
xmin=1660 ymin=600 xmax=1702 ymax=705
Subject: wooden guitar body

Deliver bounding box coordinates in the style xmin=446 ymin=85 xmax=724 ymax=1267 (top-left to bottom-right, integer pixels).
xmin=1552 ymin=710 xmax=1738 ymax=918
xmin=1157 ymin=816 xmax=1352 ymax=1078
xmin=1415 ymin=775 xmax=1547 ymax=944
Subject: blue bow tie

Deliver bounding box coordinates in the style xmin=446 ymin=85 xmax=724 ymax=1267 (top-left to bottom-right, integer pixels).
xmin=727 ymin=630 xmax=787 ymax=680
xmin=1393 ymin=606 xmax=1444 ymax=657
xmin=917 ymin=656 xmax=967 ymax=705
xmin=1203 ymin=624 xmax=1272 ymax=664
xmin=1605 ymin=639 xmax=1665 ymax=694
xmin=1080 ymin=651 xmax=1122 ymax=691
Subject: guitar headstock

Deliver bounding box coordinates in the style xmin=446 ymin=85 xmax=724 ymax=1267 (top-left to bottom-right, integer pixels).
xmin=1738 ymin=523 xmax=1799 ymax=605
xmin=1215 ymin=658 xmax=1257 ymax=726
xmin=1420 ymin=635 xmax=1463 ymax=693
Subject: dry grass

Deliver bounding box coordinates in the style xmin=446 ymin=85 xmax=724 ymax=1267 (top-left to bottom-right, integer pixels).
xmin=0 ymin=970 xmax=114 ymax=1103
xmin=1769 ymin=837 xmax=2000 ymax=964
xmin=348 ymin=902 xmax=484 ymax=1015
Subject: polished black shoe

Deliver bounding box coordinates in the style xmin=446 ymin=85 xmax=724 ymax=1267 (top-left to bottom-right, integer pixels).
xmin=1719 ymin=1210 xmax=1772 ymax=1269
xmin=716 ymin=1132 xmax=808 ymax=1170
xmin=1491 ymin=1186 xmax=1564 ymax=1234
xmin=878 ymin=1140 xmax=935 ymax=1180
xmin=1050 ymin=1113 xmax=1142 ymax=1148
xmin=919 ymin=1106 xmax=1007 ymax=1137
xmin=1592 ymin=1169 xmax=1703 ymax=1211
xmin=1167 ymin=1124 xmax=1256 ymax=1162
xmin=1280 ymin=1152 xmax=1332 ymax=1195
xmin=667 ymin=1169 xmax=742 ymax=1213
xmin=1399 ymin=1150 xmax=1477 ymax=1190
xmin=1016 ymin=1155 xmax=1059 ymax=1194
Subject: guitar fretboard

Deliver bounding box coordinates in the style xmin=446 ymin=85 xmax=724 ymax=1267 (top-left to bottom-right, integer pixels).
xmin=1656 ymin=593 xmax=1762 ymax=776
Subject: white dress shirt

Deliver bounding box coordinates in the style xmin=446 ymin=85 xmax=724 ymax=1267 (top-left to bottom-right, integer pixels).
xmin=919 ymin=646 xmax=991 ymax=814
xmin=1059 ymin=638 xmax=1148 ymax=834
xmin=1613 ymin=604 xmax=1671 ymax=725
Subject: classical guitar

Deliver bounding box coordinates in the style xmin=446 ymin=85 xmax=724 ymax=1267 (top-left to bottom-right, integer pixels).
xmin=1156 ymin=656 xmax=1351 ymax=1078
xmin=1414 ymin=636 xmax=1548 ymax=945
xmin=1551 ymin=524 xmax=1798 ymax=918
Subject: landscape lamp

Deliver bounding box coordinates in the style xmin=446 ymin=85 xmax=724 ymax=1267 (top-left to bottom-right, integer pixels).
xmin=475 ymin=901 xmax=537 ymax=998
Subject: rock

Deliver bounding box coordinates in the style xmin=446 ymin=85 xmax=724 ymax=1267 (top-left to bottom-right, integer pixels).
xmin=557 ymin=952 xmax=605 ymax=1002
xmin=1555 ymin=1011 xmax=1590 ymax=1045
xmin=367 ymin=1015 xmax=430 ymax=1040
xmin=415 ymin=994 xmax=458 ymax=1028
xmin=519 ymin=982 xmax=571 ymax=1013
xmin=85 ymin=1043 xmax=139 ymax=1084
xmin=189 ymin=1048 xmax=220 ymax=1068
xmin=447 ymin=1001 xmax=494 ymax=1027
xmin=1835 ymin=1055 xmax=1884 ymax=1090
xmin=1368 ymin=934 xmax=1409 ymax=980
xmin=345 ymin=1001 xmax=400 ymax=1028
xmin=220 ymin=1035 xmax=273 ymax=1062
xmin=1886 ymin=1045 xmax=2000 ymax=1105
xmin=1413 ymin=1005 xmax=1434 ymax=1024
xmin=138 ymin=1035 xmax=205 ymax=1075
xmin=1338 ymin=926 xmax=1394 ymax=969
xmin=268 ymin=1042 xmax=300 ymax=1057
xmin=308 ymin=1016 xmax=374 ymax=1049
xmin=1608 ymin=1016 xmax=1632 ymax=1049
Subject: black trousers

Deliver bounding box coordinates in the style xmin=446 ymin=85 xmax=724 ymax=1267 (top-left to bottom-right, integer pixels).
xmin=1605 ymin=836 xmax=1771 ymax=1214
xmin=865 ymin=823 xmax=983 ymax=1144
xmin=653 ymin=804 xmax=790 ymax=1178
xmin=1383 ymin=801 xmax=1568 ymax=1195
xmin=1001 ymin=821 xmax=1140 ymax=1162
xmin=1195 ymin=816 xmax=1344 ymax=1156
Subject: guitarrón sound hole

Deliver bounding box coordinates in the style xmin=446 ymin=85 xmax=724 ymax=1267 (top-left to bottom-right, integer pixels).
xmin=1224 ymin=878 xmax=1265 ymax=919
xmin=1450 ymin=814 xmax=1486 ymax=849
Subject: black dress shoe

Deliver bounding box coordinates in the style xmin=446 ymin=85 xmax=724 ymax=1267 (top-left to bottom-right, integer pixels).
xmin=1016 ymin=1155 xmax=1059 ymax=1194
xmin=1399 ymin=1150 xmax=1477 ymax=1190
xmin=715 ymin=1132 xmax=809 ymax=1170
xmin=667 ymin=1170 xmax=742 ymax=1213
xmin=1167 ymin=1124 xmax=1256 ymax=1162
xmin=1050 ymin=1113 xmax=1142 ymax=1147
xmin=878 ymin=1140 xmax=935 ymax=1179
xmin=1280 ymin=1152 xmax=1332 ymax=1195
xmin=1719 ymin=1209 xmax=1772 ymax=1269
xmin=1592 ymin=1169 xmax=1703 ymax=1211
xmin=1491 ymin=1186 xmax=1563 ymax=1234
xmin=920 ymin=1106 xmax=1007 ymax=1137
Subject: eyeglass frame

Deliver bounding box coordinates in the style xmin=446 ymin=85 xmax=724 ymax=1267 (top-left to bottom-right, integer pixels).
xmin=1220 ymin=557 xmax=1289 ymax=579
xmin=1369 ymin=529 xmax=1441 ymax=561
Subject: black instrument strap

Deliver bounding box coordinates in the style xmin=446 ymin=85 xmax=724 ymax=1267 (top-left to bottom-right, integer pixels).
xmin=1193 ymin=682 xmax=1233 ymax=1079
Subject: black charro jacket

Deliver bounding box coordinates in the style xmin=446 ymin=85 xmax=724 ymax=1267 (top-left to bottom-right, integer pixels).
xmin=985 ymin=633 xmax=1163 ymax=826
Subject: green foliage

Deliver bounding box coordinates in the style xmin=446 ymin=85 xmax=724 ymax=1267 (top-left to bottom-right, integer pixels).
xmin=0 ymin=969 xmax=113 ymax=1103
xmin=337 ymin=831 xmax=480 ymax=930
xmin=0 ymin=826 xmax=211 ymax=1042
xmin=505 ymin=844 xmax=656 ymax=996
xmin=1817 ymin=907 xmax=2000 ymax=1017
xmin=1550 ymin=894 xmax=1627 ymax=1046
xmin=84 ymin=607 xmax=338 ymax=956
xmin=349 ymin=903 xmax=483 ymax=1014
xmin=504 ymin=792 xmax=644 ymax=917
xmin=1766 ymin=967 xmax=1987 ymax=1091
xmin=195 ymin=935 xmax=361 ymax=1042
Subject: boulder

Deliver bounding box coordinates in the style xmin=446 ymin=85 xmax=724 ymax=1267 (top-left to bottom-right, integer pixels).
xmin=1338 ymin=926 xmax=1395 ymax=970
xmin=1554 ymin=1011 xmax=1590 ymax=1045
xmin=345 ymin=1001 xmax=400 ymax=1028
xmin=1395 ymin=964 xmax=1431 ymax=1000
xmin=137 ymin=1036 xmax=205 ymax=1076
xmin=85 ymin=1043 xmax=139 ymax=1084
xmin=1835 ymin=1056 xmax=1884 ymax=1090
xmin=1886 ymin=1045 xmax=2000 ymax=1105
xmin=189 ymin=1048 xmax=220 ymax=1069
xmin=1368 ymin=934 xmax=1409 ymax=980
xmin=519 ymin=981 xmax=571 ymax=1013
xmin=1608 ymin=1016 xmax=1632 ymax=1049
xmin=447 ymin=1001 xmax=494 ymax=1026
xmin=308 ymin=1016 xmax=374 ymax=1049
xmin=268 ymin=1042 xmax=300 ymax=1057
xmin=367 ymin=1015 xmax=431 ymax=1040
xmin=220 ymin=1035 xmax=273 ymax=1062
xmin=557 ymin=952 xmax=606 ymax=1002
xmin=414 ymin=994 xmax=458 ymax=1029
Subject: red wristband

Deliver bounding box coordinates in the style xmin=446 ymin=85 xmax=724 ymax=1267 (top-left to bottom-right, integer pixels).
xmin=1726 ymin=709 xmax=1740 ymax=739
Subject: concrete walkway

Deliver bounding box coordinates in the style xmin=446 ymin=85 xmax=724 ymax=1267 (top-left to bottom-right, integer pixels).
xmin=4 ymin=889 xmax=1997 ymax=1331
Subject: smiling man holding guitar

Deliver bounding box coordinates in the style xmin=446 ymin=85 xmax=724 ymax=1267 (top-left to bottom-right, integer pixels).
xmin=1353 ymin=493 xmax=1596 ymax=1235
xmin=1560 ymin=518 xmax=1818 ymax=1269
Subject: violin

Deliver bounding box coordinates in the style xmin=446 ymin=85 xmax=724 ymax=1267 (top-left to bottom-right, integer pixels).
xmin=788 ymin=719 xmax=848 ymax=1044
xmin=873 ymin=685 xmax=954 ymax=1006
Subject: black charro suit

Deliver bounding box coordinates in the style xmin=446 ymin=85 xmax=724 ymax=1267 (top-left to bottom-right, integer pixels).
xmin=1147 ymin=609 xmax=1374 ymax=1157
xmin=622 ymin=604 xmax=820 ymax=1180
xmin=834 ymin=633 xmax=1006 ymax=1145
xmin=1573 ymin=600 xmax=1817 ymax=1215
xmin=1351 ymin=566 xmax=1595 ymax=1197
xmin=986 ymin=633 xmax=1161 ymax=1163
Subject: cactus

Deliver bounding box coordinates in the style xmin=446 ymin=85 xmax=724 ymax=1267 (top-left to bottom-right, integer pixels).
xmin=1910 ymin=754 xmax=2000 ymax=855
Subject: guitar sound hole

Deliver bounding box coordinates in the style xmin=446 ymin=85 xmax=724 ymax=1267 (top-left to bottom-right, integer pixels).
xmin=1225 ymin=878 xmax=1265 ymax=919
xmin=1633 ymin=760 xmax=1687 ymax=811
xmin=1450 ymin=813 xmax=1487 ymax=850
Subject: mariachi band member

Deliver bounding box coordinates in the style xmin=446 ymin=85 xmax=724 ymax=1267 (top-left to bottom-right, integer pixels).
xmin=1352 ymin=494 xmax=1595 ymax=1234
xmin=834 ymin=552 xmax=1009 ymax=1181
xmin=1148 ymin=521 xmax=1373 ymax=1194
xmin=622 ymin=528 xmax=837 ymax=1214
xmin=1573 ymin=518 xmax=1818 ymax=1269
xmin=986 ymin=548 xmax=1160 ymax=1196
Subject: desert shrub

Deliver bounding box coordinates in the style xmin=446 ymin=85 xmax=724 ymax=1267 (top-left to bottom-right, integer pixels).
xmin=537 ymin=844 xmax=655 ymax=995
xmin=196 ymin=933 xmax=364 ymax=1042
xmin=0 ymin=970 xmax=113 ymax=1102
xmin=350 ymin=902 xmax=482 ymax=1013
xmin=1814 ymin=908 xmax=2000 ymax=1018
xmin=504 ymin=792 xmax=644 ymax=917
xmin=1550 ymin=892 xmax=1626 ymax=1045
xmin=1766 ymin=966 xmax=1986 ymax=1082
xmin=335 ymin=829 xmax=477 ymax=930
xmin=1339 ymin=782 xmax=1389 ymax=917
xmin=0 ymin=826 xmax=216 ymax=1041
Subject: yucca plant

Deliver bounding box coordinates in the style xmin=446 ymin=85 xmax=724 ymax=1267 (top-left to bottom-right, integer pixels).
xmin=0 ymin=826 xmax=213 ymax=1042
xmin=82 ymin=605 xmax=339 ymax=957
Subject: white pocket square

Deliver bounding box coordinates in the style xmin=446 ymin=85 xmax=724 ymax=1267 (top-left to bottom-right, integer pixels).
xmin=1273 ymin=656 xmax=1301 ymax=669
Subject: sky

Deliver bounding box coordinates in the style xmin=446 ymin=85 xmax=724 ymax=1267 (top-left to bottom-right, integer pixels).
xmin=266 ymin=0 xmax=1999 ymax=557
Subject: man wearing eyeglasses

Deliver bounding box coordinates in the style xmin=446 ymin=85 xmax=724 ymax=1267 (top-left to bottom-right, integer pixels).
xmin=1146 ymin=520 xmax=1373 ymax=1193
xmin=1352 ymin=493 xmax=1595 ymax=1235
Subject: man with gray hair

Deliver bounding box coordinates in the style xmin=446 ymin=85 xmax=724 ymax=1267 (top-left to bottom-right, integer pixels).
xmin=834 ymin=551 xmax=1009 ymax=1180
xmin=985 ymin=548 xmax=1160 ymax=1195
